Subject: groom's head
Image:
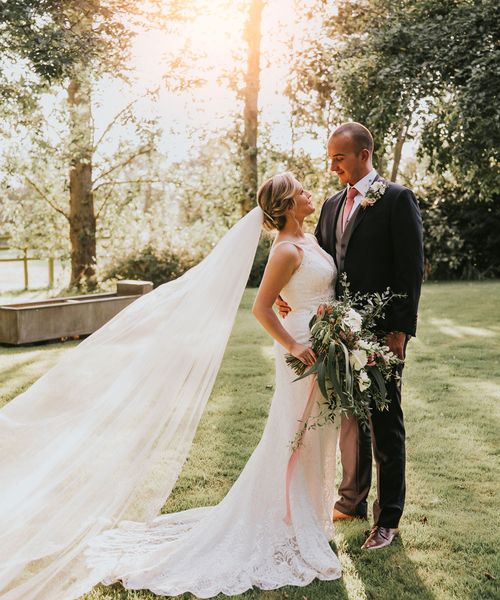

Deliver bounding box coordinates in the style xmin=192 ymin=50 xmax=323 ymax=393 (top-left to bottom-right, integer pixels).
xmin=327 ymin=122 xmax=374 ymax=186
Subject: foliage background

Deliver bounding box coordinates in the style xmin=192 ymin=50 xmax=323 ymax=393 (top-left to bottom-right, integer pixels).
xmin=0 ymin=0 xmax=499 ymax=290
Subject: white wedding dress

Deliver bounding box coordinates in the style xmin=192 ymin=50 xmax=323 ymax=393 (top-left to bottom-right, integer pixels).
xmin=85 ymin=233 xmax=342 ymax=597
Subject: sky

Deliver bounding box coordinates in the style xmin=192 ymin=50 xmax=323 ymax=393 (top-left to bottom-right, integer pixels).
xmin=88 ymin=0 xmax=326 ymax=163
xmin=6 ymin=0 xmax=413 ymax=171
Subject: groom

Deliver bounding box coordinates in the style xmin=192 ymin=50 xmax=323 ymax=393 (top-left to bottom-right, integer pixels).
xmin=279 ymin=122 xmax=424 ymax=549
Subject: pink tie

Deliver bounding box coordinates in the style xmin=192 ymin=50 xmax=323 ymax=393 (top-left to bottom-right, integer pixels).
xmin=342 ymin=186 xmax=358 ymax=231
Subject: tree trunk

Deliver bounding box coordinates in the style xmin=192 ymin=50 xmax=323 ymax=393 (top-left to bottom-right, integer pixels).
xmin=67 ymin=75 xmax=97 ymax=289
xmin=240 ymin=0 xmax=263 ymax=215
xmin=390 ymin=111 xmax=412 ymax=182
xmin=390 ymin=126 xmax=406 ymax=182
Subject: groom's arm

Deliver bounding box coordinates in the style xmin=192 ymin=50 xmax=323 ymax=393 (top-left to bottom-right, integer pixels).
xmin=387 ymin=188 xmax=424 ymax=337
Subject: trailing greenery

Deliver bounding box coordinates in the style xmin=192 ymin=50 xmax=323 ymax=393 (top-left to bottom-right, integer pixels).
xmin=2 ymin=282 xmax=498 ymax=599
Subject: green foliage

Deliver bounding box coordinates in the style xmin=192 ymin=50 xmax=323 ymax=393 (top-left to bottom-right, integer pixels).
xmin=0 ymin=0 xmax=138 ymax=116
xmin=0 ymin=84 xmax=164 ymax=262
xmin=247 ymin=234 xmax=272 ymax=287
xmin=288 ymin=0 xmax=500 ymax=281
xmin=259 ymin=138 xmax=333 ymax=206
xmin=0 ymin=1 xmax=185 ymax=85
xmin=420 ymin=181 xmax=500 ymax=280
xmin=0 ymin=1 xmax=192 ymax=289
xmin=292 ymin=0 xmax=500 ymax=188
xmin=102 ymin=243 xmax=201 ymax=287
xmin=172 ymin=126 xmax=246 ymax=230
xmin=103 ymin=232 xmax=273 ymax=289
xmin=0 ymin=185 xmax=69 ymax=257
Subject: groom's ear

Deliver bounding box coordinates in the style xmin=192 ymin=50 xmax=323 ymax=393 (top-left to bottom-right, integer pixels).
xmin=359 ymin=148 xmax=371 ymax=163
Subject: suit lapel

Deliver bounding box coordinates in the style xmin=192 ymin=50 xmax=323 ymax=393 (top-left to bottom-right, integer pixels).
xmin=333 ymin=189 xmax=347 ymax=239
xmin=348 ymin=173 xmax=381 ymax=239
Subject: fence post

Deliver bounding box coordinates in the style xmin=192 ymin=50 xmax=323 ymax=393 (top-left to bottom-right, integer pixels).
xmin=23 ymin=247 xmax=29 ymax=290
xmin=48 ymin=257 xmax=54 ymax=288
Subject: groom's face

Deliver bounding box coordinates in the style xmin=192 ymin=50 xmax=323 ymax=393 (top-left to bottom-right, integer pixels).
xmin=327 ymin=133 xmax=368 ymax=186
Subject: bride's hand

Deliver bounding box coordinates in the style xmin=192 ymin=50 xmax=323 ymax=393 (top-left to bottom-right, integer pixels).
xmin=275 ymin=295 xmax=292 ymax=318
xmin=289 ymin=343 xmax=317 ymax=367
xmin=316 ymin=303 xmax=332 ymax=317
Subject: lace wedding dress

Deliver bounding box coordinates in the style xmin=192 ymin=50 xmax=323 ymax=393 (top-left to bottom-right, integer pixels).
xmin=85 ymin=233 xmax=341 ymax=597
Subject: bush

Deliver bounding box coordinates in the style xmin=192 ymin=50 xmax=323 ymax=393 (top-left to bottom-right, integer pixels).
xmin=103 ymin=234 xmax=274 ymax=289
xmin=102 ymin=244 xmax=202 ymax=288
xmin=420 ymin=185 xmax=500 ymax=280
xmin=247 ymin=234 xmax=272 ymax=287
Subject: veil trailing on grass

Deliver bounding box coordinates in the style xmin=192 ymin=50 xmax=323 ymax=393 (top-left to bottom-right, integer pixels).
xmin=0 ymin=207 xmax=264 ymax=599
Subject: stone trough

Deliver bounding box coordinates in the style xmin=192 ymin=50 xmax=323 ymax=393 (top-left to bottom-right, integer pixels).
xmin=0 ymin=280 xmax=153 ymax=345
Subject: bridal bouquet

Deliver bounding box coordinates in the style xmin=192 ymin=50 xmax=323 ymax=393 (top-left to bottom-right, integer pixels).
xmin=286 ymin=277 xmax=403 ymax=449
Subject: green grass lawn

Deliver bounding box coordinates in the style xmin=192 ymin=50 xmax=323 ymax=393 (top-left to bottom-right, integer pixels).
xmin=1 ymin=281 xmax=499 ymax=600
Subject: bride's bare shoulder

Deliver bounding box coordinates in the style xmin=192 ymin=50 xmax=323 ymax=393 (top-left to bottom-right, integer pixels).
xmin=270 ymin=238 xmax=304 ymax=254
xmin=268 ymin=239 xmax=303 ymax=268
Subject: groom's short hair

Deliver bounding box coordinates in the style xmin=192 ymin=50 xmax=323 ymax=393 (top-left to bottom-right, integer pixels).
xmin=330 ymin=122 xmax=374 ymax=154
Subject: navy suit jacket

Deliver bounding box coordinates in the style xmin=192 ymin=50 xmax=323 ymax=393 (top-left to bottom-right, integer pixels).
xmin=315 ymin=181 xmax=424 ymax=336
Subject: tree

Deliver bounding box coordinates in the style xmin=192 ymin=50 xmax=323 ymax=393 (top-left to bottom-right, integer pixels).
xmin=240 ymin=0 xmax=264 ymax=215
xmin=290 ymin=0 xmax=500 ymax=187
xmin=1 ymin=0 xmax=194 ymax=288
xmin=0 ymin=1 xmax=85 ymax=113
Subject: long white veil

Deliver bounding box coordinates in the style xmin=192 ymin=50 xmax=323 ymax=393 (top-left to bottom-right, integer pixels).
xmin=0 ymin=207 xmax=264 ymax=599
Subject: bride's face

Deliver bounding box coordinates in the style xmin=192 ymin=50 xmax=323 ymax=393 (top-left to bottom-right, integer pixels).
xmin=289 ymin=185 xmax=314 ymax=221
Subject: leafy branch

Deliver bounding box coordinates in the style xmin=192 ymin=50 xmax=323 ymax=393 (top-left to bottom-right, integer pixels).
xmin=24 ymin=176 xmax=69 ymax=220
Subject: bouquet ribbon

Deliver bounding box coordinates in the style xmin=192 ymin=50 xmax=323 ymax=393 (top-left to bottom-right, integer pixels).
xmin=283 ymin=374 xmax=318 ymax=526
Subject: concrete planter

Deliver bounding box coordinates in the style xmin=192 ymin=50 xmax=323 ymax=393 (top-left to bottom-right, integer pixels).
xmin=0 ymin=280 xmax=153 ymax=345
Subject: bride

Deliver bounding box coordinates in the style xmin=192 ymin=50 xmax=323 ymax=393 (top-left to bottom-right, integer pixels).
xmin=0 ymin=172 xmax=341 ymax=599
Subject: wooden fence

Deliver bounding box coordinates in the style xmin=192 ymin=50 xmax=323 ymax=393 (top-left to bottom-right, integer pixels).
xmin=0 ymin=235 xmax=55 ymax=290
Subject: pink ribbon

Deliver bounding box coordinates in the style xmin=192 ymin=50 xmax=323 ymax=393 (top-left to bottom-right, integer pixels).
xmin=283 ymin=374 xmax=318 ymax=525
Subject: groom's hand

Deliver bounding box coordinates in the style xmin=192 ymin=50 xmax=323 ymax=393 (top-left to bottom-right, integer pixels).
xmin=275 ymin=295 xmax=292 ymax=318
xmin=386 ymin=331 xmax=407 ymax=360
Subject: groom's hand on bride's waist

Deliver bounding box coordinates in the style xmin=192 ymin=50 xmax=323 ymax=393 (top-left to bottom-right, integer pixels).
xmin=275 ymin=295 xmax=292 ymax=318
xmin=385 ymin=331 xmax=407 ymax=360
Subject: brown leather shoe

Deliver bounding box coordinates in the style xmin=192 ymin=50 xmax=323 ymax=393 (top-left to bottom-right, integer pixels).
xmin=333 ymin=508 xmax=357 ymax=522
xmin=361 ymin=526 xmax=399 ymax=550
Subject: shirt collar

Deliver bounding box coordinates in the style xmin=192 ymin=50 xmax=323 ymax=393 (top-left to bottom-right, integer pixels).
xmin=348 ymin=169 xmax=378 ymax=197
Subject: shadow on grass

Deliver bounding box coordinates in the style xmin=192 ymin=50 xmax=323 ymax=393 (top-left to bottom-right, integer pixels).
xmin=0 ymin=357 xmax=39 ymax=380
xmin=339 ymin=523 xmax=435 ymax=600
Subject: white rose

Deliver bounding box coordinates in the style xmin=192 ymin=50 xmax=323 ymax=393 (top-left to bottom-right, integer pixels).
xmin=358 ymin=370 xmax=371 ymax=391
xmin=358 ymin=339 xmax=373 ymax=351
xmin=344 ymin=308 xmax=362 ymax=332
xmin=349 ymin=348 xmax=368 ymax=371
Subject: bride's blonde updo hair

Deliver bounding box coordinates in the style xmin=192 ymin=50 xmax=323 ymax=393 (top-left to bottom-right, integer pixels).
xmin=257 ymin=172 xmax=301 ymax=231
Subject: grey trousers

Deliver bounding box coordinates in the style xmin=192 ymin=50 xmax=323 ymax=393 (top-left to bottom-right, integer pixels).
xmin=334 ymin=413 xmax=372 ymax=518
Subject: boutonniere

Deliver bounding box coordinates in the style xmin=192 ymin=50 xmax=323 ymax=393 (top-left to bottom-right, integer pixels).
xmin=360 ymin=180 xmax=388 ymax=209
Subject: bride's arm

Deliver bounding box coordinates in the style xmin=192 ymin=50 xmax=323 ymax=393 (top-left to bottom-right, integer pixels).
xmin=252 ymin=244 xmax=316 ymax=367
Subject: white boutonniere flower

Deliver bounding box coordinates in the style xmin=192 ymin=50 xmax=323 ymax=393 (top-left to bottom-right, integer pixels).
xmin=360 ymin=179 xmax=388 ymax=209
